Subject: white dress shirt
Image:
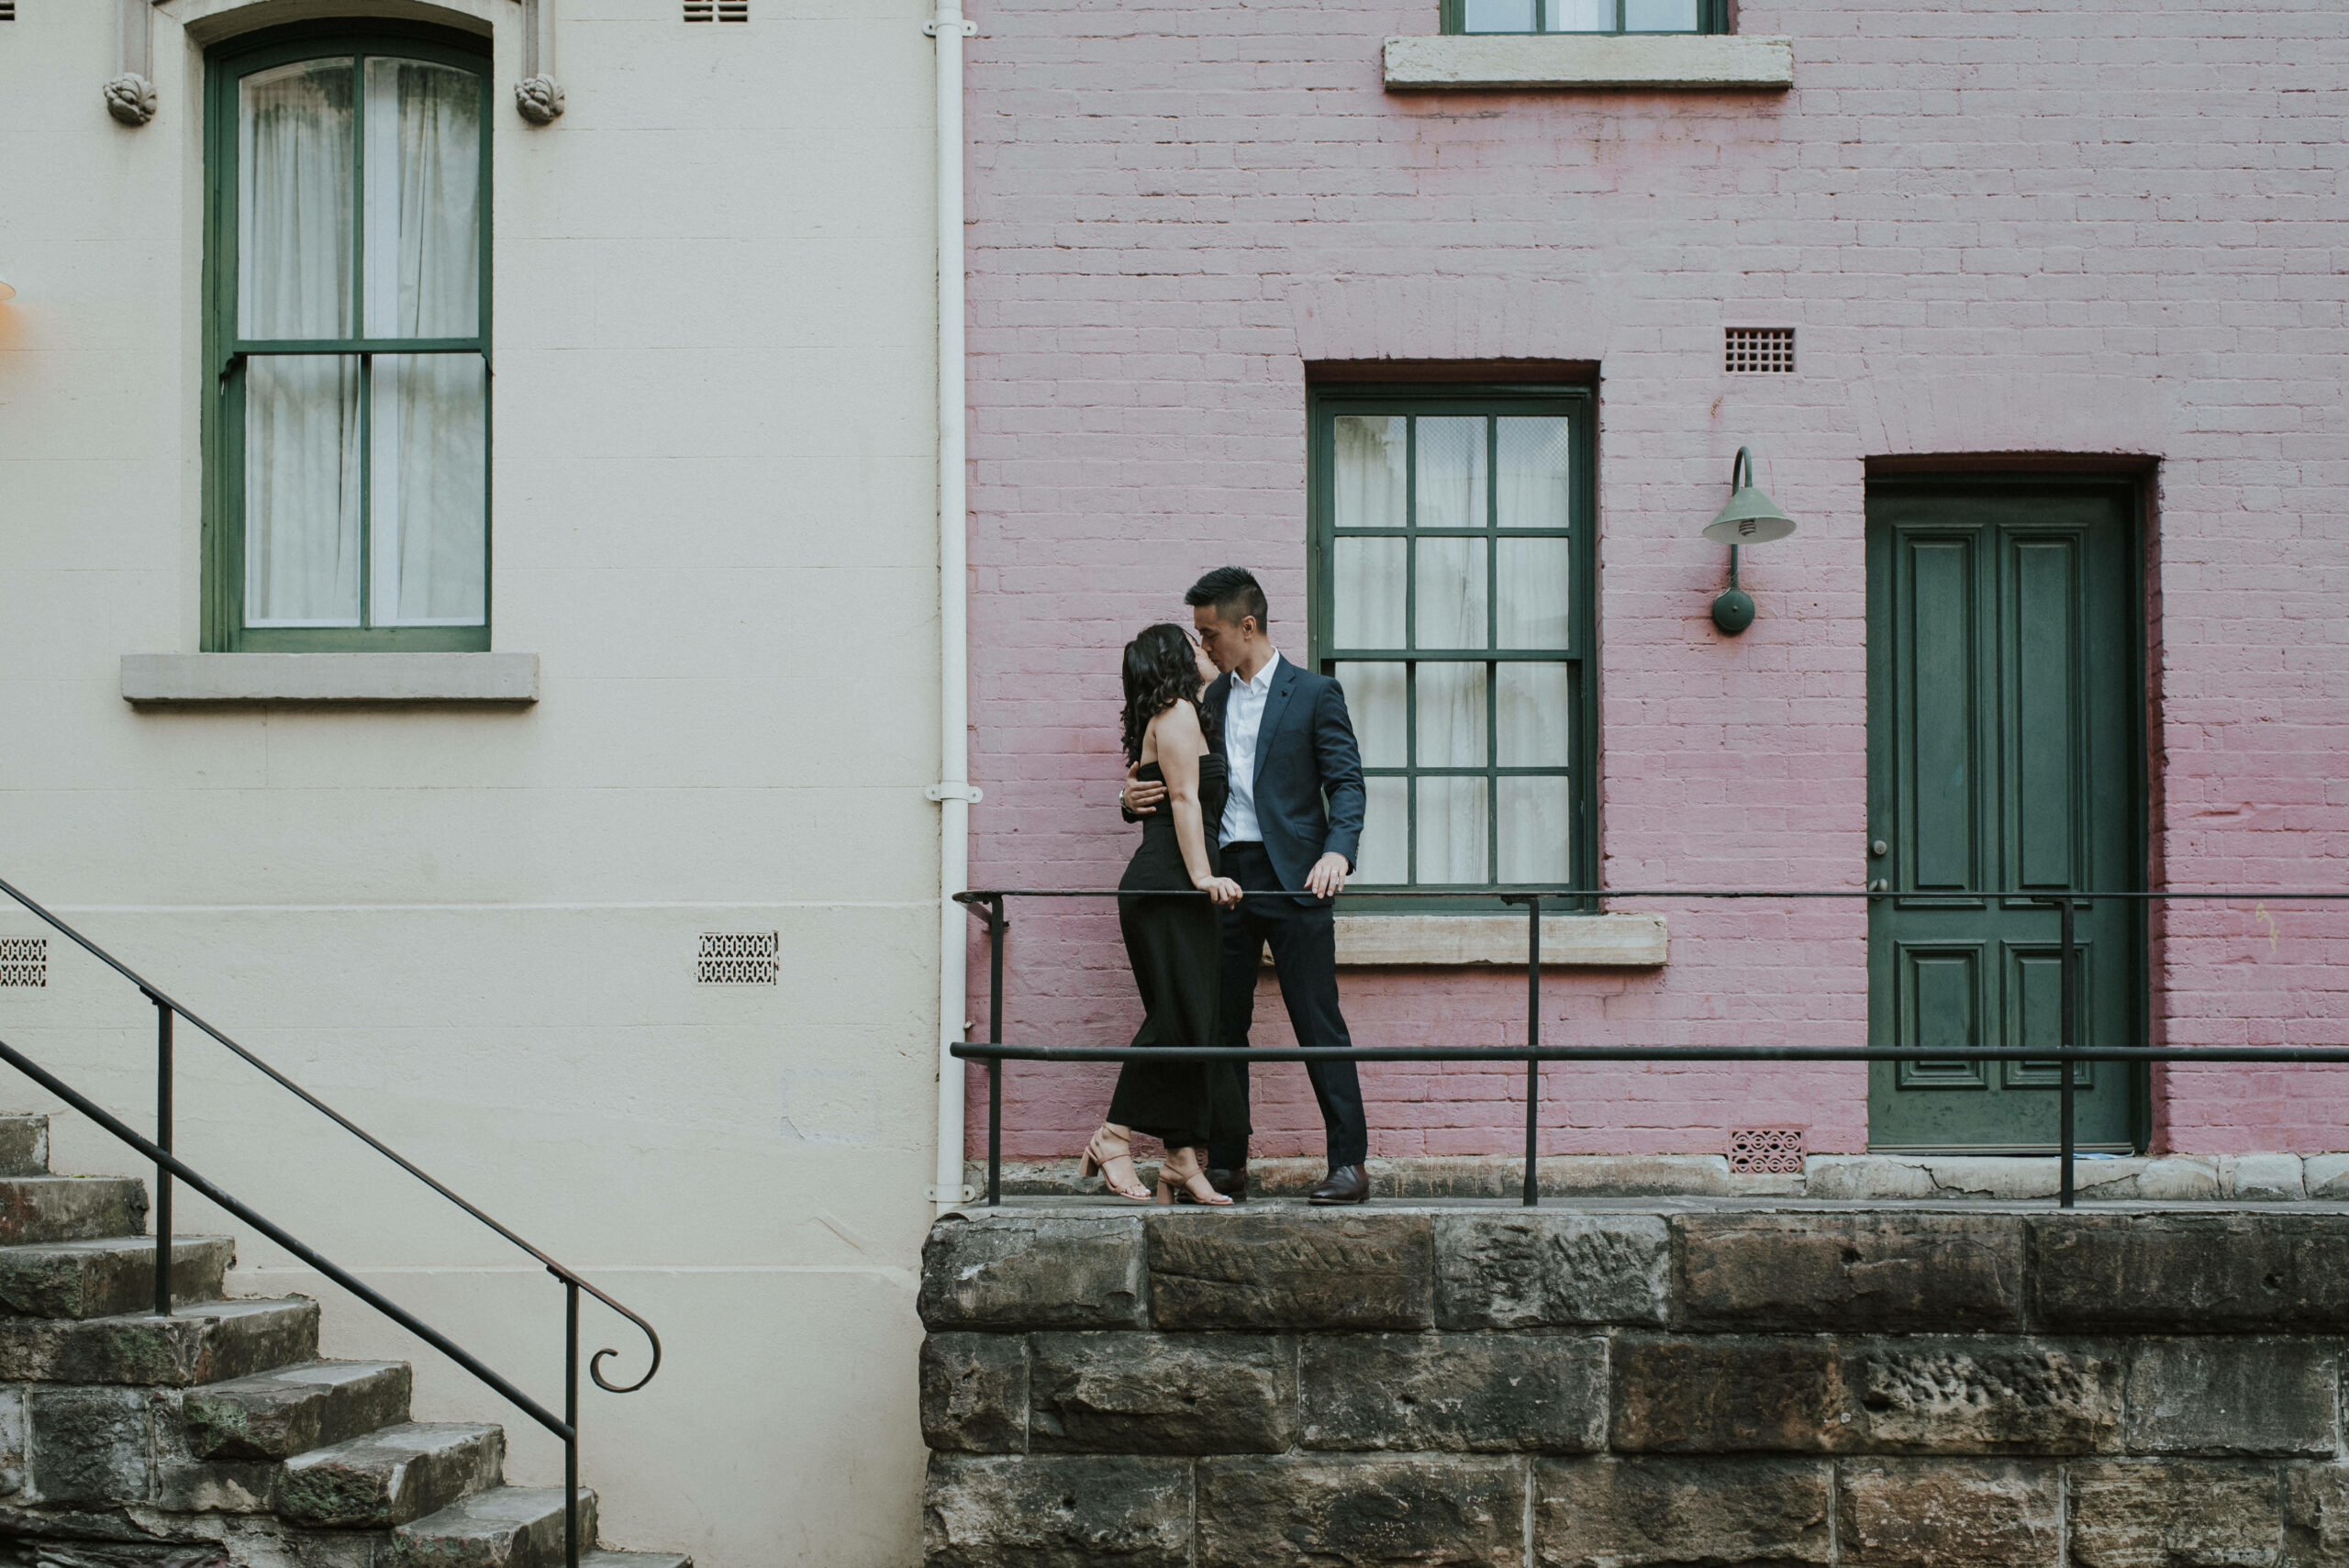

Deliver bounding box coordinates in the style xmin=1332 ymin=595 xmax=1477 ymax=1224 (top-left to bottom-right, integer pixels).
xmin=1218 ymin=651 xmax=1283 ymax=846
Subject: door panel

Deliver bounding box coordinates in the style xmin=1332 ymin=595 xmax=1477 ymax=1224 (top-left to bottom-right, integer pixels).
xmin=1866 ymin=482 xmax=2145 ymax=1152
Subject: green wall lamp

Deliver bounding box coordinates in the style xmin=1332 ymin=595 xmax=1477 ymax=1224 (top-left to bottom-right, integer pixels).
xmin=1703 ymin=446 xmax=1797 ymax=635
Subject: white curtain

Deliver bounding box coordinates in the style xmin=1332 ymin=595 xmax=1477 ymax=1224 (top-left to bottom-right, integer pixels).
xmin=1332 ymin=413 xmax=1575 ymax=885
xmin=365 ymin=59 xmax=485 ymax=626
xmin=239 ymin=62 xmax=359 ymax=625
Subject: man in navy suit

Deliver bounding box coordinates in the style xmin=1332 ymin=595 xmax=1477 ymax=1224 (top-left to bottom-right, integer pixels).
xmin=1121 ymin=566 xmax=1371 ymax=1204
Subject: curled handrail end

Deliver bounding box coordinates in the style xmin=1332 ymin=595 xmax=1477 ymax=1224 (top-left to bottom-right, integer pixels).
xmin=590 ymin=1333 xmax=662 ymax=1395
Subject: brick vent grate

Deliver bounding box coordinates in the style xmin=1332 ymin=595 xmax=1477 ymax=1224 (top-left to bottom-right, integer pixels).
xmin=697 ymin=930 xmax=778 ymax=984
xmin=1727 ymin=1126 xmax=1804 ymax=1173
xmin=0 ymin=6 xmax=16 ymax=21
xmin=1724 ymin=327 xmax=1796 ymax=373
xmin=0 ymin=938 xmax=45 ymax=989
xmin=683 ymin=0 xmax=748 ymax=17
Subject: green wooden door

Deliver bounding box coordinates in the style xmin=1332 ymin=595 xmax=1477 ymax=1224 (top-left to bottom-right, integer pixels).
xmin=1865 ymin=480 xmax=2147 ymax=1152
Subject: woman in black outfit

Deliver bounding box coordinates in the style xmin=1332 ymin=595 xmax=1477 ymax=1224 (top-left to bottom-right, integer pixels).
xmin=1078 ymin=624 xmax=1249 ymax=1205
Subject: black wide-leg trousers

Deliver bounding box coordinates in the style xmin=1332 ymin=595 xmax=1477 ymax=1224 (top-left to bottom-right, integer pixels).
xmin=1208 ymin=842 xmax=1369 ymax=1170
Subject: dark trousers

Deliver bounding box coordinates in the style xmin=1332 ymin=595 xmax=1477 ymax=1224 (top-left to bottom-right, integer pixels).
xmin=1208 ymin=842 xmax=1369 ymax=1170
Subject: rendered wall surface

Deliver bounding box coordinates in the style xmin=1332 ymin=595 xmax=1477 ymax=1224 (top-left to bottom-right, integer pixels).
xmin=958 ymin=0 xmax=2349 ymax=1162
xmin=0 ymin=3 xmax=942 ymax=1564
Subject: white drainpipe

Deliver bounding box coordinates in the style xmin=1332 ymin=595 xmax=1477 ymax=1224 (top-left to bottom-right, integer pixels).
xmin=928 ymin=0 xmax=977 ymax=1213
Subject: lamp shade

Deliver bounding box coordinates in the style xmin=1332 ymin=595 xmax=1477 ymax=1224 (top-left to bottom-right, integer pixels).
xmin=1701 ymin=447 xmax=1796 ymax=544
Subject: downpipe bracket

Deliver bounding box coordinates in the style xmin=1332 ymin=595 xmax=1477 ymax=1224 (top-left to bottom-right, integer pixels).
xmin=926 ymin=784 xmax=984 ymax=804
xmin=923 ymin=18 xmax=977 ymax=35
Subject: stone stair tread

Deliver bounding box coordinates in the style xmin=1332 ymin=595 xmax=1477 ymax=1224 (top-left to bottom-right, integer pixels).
xmin=392 ymin=1485 xmax=599 ymax=1568
xmin=184 ymin=1357 xmax=413 ymax=1460
xmin=0 ymin=1233 xmax=236 ymax=1318
xmin=0 ymin=1294 xmax=319 ymax=1385
xmin=0 ymin=1174 xmax=149 ymax=1246
xmin=280 ymin=1420 xmax=506 ymax=1529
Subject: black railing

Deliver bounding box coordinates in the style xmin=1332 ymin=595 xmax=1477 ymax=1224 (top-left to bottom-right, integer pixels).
xmin=0 ymin=874 xmax=659 ymax=1568
xmin=954 ymin=886 xmax=2349 ymax=1210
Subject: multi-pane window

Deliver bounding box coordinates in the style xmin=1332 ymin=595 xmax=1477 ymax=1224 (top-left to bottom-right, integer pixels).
xmin=1310 ymin=390 xmax=1596 ymax=902
xmin=205 ymin=29 xmax=490 ymax=651
xmin=1445 ymin=0 xmax=1727 ymax=33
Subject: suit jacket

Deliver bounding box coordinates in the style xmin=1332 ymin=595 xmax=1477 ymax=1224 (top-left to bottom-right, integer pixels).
xmin=1205 ymin=659 xmax=1366 ymax=901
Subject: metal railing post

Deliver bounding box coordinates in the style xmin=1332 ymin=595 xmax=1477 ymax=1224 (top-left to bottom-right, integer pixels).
xmin=565 ymin=1277 xmax=580 ymax=1568
xmin=2059 ymin=896 xmax=2078 ymax=1210
xmin=151 ymin=995 xmax=172 ymax=1316
xmin=987 ymin=895 xmax=1005 ymax=1207
xmin=1524 ymin=895 xmax=1541 ymax=1208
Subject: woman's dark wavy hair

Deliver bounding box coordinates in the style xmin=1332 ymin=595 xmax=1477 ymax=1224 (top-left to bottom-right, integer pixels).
xmin=1121 ymin=623 xmax=1214 ymax=764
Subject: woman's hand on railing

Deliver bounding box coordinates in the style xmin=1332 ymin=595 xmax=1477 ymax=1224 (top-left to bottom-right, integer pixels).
xmin=1194 ymin=873 xmax=1243 ymax=907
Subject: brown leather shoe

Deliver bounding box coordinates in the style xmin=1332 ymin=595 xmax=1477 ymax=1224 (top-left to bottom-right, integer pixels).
xmin=1307 ymin=1164 xmax=1369 ymax=1205
xmin=1177 ymin=1163 xmax=1247 ymax=1204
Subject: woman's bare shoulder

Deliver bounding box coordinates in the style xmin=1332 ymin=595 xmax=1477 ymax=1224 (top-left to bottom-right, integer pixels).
xmin=1152 ymin=697 xmax=1205 ymax=741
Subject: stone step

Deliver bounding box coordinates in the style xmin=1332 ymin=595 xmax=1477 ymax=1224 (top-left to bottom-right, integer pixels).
xmin=184 ymin=1358 xmax=413 ymax=1461
xmin=279 ymin=1421 xmax=506 ymax=1529
xmin=0 ymin=1296 xmax=319 ymax=1385
xmin=390 ymin=1485 xmax=600 ymax=1568
xmin=0 ymin=1175 xmax=147 ymax=1246
xmin=0 ymin=1234 xmax=235 ymax=1318
xmin=580 ymin=1554 xmax=691 ymax=1568
xmin=0 ymin=1115 xmax=49 ymax=1177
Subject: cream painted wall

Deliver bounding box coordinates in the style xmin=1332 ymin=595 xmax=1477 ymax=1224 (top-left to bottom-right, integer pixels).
xmin=0 ymin=3 xmax=942 ymax=1565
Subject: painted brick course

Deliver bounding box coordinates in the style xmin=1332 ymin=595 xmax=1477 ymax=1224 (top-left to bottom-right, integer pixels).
xmin=960 ymin=0 xmax=2349 ymax=1160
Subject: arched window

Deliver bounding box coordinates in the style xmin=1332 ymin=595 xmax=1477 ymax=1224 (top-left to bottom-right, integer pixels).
xmin=205 ymin=26 xmax=490 ymax=651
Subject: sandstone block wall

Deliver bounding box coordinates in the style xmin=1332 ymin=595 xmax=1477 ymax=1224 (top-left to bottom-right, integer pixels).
xmin=918 ymin=1207 xmax=2349 ymax=1565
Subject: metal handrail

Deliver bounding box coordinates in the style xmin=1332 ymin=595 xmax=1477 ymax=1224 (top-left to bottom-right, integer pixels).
xmin=953 ymin=884 xmax=2349 ymax=1210
xmin=0 ymin=874 xmax=662 ymax=1568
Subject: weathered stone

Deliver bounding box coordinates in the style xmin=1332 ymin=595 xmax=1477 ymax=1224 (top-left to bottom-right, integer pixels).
xmin=27 ymin=1387 xmax=151 ymax=1506
xmin=1834 ymin=1460 xmax=2059 ymax=1568
xmin=0 ymin=1179 xmax=147 ymax=1249
xmin=924 ymin=1453 xmax=1189 ymax=1568
xmin=181 ymin=1360 xmax=413 ymax=1462
xmin=2068 ymin=1460 xmax=2284 ymax=1567
xmin=2285 ymin=1463 xmax=2349 ymax=1566
xmin=2222 ymin=1155 xmax=2308 ymax=1201
xmin=276 ymin=1423 xmax=503 ymax=1529
xmin=0 ymin=1118 xmax=48 ymax=1179
xmin=1609 ymin=1336 xmax=1850 ymax=1452
xmin=2126 ymin=1340 xmax=2339 ymax=1456
xmin=1030 ymin=1332 xmax=1290 ymax=1454
xmin=1197 ymin=1455 xmax=1524 ymax=1568
xmin=1844 ymin=1337 xmax=2121 ymax=1454
xmin=0 ymin=1237 xmax=236 ymax=1321
xmin=2032 ymin=1214 xmax=2349 ymax=1331
xmin=2306 ymin=1156 xmax=2349 ymax=1203
xmin=0 ymin=1298 xmax=319 ymax=1386
xmin=386 ymin=1485 xmax=596 ymax=1568
xmin=918 ymin=1215 xmax=1145 ymax=1331
xmin=1675 ymin=1213 xmax=2023 ymax=1331
xmin=1805 ymin=1156 xmax=2221 ymax=1202
xmin=1298 ymin=1332 xmax=1604 ymax=1453
xmin=1433 ymin=1213 xmax=1668 ymax=1329
xmin=0 ymin=1385 xmax=23 ymax=1500
xmin=1533 ymin=1457 xmax=1831 ymax=1567
xmin=919 ymin=1334 xmax=1027 ymax=1454
xmin=1146 ymin=1211 xmax=1433 ymax=1330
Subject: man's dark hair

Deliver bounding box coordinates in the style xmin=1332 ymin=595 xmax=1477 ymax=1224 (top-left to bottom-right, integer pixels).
xmin=1185 ymin=566 xmax=1270 ymax=634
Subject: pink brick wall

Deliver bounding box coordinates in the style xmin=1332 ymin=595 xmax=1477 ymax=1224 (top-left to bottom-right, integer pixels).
xmin=961 ymin=0 xmax=2349 ymax=1161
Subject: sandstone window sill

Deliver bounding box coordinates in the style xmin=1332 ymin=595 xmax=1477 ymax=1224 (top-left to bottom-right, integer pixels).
xmin=1262 ymin=913 xmax=1667 ymax=968
xmin=122 ymin=653 xmax=540 ymax=706
xmin=1383 ymin=33 xmax=1794 ymax=92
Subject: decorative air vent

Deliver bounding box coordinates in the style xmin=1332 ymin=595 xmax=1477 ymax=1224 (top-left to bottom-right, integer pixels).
xmin=1728 ymin=1126 xmax=1804 ymax=1174
xmin=0 ymin=5 xmax=17 ymax=21
xmin=684 ymin=0 xmax=747 ymax=17
xmin=697 ymin=931 xmax=779 ymax=985
xmin=1724 ymin=327 xmax=1796 ymax=373
xmin=682 ymin=0 xmax=711 ymax=17
xmin=0 ymin=939 xmax=46 ymax=989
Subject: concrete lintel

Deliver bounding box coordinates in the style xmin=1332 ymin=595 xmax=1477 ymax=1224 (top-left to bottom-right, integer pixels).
xmin=1289 ymin=913 xmax=1667 ymax=968
xmin=122 ymin=652 xmax=540 ymax=705
xmin=1383 ymin=33 xmax=1794 ymax=92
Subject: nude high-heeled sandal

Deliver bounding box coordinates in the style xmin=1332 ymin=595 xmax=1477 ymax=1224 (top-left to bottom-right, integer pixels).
xmin=1078 ymin=1124 xmax=1152 ymax=1201
xmin=1155 ymin=1145 xmax=1232 ymax=1207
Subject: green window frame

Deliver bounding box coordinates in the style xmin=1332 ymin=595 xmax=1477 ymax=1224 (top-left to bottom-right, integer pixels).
xmin=202 ymin=23 xmax=493 ymax=652
xmin=1308 ymin=386 xmax=1598 ymax=911
xmin=1442 ymin=0 xmax=1730 ymax=33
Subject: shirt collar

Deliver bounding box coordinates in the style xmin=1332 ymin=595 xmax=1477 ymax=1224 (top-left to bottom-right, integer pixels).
xmin=1241 ymin=650 xmax=1283 ymax=696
